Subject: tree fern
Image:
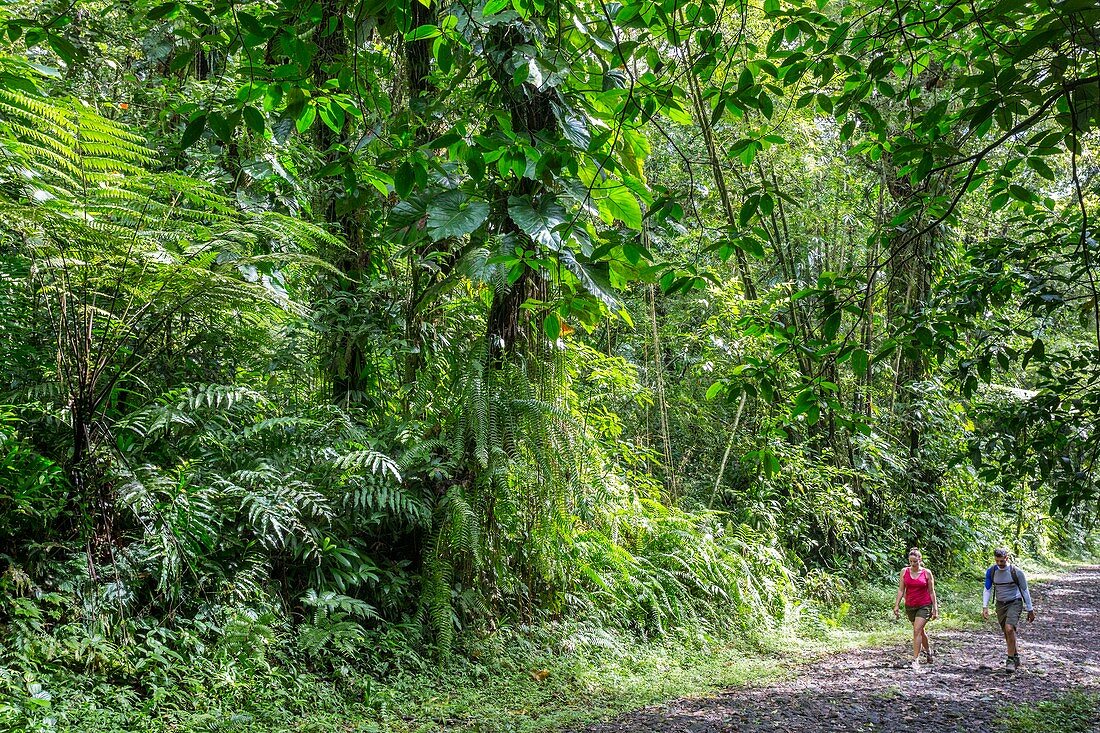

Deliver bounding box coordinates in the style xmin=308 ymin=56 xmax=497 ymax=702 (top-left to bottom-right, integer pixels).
xmin=1 ymin=57 xmax=338 ymax=523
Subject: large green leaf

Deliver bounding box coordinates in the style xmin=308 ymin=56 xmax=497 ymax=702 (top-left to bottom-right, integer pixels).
xmin=552 ymin=100 xmax=591 ymax=150
xmin=508 ymin=195 xmax=568 ymax=250
xmin=558 ymin=249 xmax=619 ymax=309
xmin=595 ymin=184 xmax=642 ymax=229
xmin=427 ymin=189 xmax=490 ymax=241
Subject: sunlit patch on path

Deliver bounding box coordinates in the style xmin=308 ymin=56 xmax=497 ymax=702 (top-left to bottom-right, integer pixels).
xmin=577 ymin=567 xmax=1100 ymax=732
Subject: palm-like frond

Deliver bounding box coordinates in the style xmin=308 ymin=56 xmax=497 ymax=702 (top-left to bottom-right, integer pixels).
xmin=1 ymin=59 xmax=339 ymax=484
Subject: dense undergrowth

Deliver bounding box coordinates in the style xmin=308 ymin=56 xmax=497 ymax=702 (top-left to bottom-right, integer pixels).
xmin=3 ymin=546 xmax=1095 ymax=732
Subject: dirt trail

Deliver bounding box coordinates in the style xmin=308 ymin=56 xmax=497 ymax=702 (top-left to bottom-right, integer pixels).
xmin=578 ymin=566 xmax=1100 ymax=732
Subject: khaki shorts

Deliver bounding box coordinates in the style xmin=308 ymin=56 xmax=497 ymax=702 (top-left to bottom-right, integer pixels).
xmin=906 ymin=604 xmax=932 ymax=623
xmin=996 ymin=599 xmax=1023 ymax=629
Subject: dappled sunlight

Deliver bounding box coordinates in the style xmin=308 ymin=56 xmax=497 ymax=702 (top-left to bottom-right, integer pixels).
xmin=581 ymin=569 xmax=1100 ymax=732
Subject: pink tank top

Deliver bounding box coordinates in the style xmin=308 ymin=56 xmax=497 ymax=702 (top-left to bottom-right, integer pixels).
xmin=903 ymin=567 xmax=932 ymax=607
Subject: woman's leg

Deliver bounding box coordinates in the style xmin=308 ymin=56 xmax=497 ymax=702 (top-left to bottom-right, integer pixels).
xmin=912 ymin=616 xmax=928 ymax=660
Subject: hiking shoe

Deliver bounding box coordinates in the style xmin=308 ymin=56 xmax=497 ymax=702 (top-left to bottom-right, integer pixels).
xmin=1010 ymin=655 xmax=1020 ymax=671
xmin=923 ymin=646 xmax=933 ymax=664
xmin=1005 ymin=655 xmax=1019 ymax=672
xmin=911 ymin=659 xmax=922 ymax=671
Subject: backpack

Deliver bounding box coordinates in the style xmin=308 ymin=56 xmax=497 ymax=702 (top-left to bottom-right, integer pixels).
xmin=986 ymin=564 xmax=1021 ymax=602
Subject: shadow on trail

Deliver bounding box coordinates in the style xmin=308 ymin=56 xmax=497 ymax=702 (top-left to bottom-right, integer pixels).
xmin=580 ymin=665 xmax=1083 ymax=732
xmin=577 ymin=567 xmax=1100 ymax=733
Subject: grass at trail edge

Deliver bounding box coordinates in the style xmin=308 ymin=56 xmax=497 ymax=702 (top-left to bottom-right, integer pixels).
xmin=997 ymin=690 xmax=1100 ymax=733
xmin=3 ymin=557 xmax=1090 ymax=733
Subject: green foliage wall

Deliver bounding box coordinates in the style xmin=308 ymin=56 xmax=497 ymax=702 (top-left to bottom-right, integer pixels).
xmin=0 ymin=0 xmax=1098 ymax=724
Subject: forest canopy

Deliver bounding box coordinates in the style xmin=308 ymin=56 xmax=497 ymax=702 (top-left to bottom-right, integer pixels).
xmin=0 ymin=0 xmax=1098 ymax=726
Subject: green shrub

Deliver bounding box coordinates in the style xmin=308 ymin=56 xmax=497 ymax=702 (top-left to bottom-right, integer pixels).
xmin=997 ymin=690 xmax=1099 ymax=733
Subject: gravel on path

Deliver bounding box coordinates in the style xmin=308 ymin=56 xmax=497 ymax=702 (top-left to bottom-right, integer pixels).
xmin=576 ymin=566 xmax=1100 ymax=732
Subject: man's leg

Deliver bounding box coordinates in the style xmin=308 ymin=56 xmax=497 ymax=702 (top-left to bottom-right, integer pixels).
xmin=1004 ymin=623 xmax=1017 ymax=657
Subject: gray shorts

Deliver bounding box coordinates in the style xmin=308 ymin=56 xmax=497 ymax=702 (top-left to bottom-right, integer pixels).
xmin=996 ymin=598 xmax=1023 ymax=629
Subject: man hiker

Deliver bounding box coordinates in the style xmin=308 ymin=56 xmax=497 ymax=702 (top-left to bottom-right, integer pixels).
xmin=982 ymin=548 xmax=1036 ymax=671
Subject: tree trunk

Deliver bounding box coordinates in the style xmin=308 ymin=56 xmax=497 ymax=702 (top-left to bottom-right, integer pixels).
xmin=483 ymin=22 xmax=555 ymax=363
xmin=884 ymin=165 xmax=934 ymax=459
xmin=402 ymin=0 xmax=438 ymax=398
xmin=312 ymin=0 xmax=371 ymax=403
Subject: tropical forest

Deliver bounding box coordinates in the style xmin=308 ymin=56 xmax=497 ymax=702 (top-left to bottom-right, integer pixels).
xmin=0 ymin=0 xmax=1098 ymax=730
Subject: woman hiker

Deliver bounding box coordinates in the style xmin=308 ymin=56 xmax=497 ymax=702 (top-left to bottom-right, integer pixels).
xmin=894 ymin=547 xmax=939 ymax=670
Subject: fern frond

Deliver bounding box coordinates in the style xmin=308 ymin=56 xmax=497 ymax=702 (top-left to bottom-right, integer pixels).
xmin=331 ymin=448 xmax=401 ymax=482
